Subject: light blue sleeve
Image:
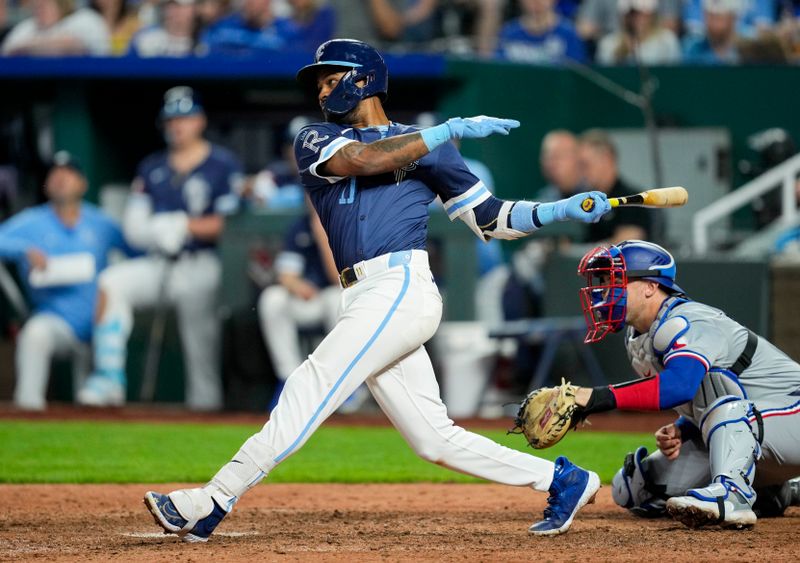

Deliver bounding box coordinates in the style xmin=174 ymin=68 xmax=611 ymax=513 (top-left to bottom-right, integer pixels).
xmin=0 ymin=210 xmax=37 ymax=261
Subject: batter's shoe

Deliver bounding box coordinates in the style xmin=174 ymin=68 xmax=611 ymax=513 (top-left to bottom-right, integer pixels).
xmin=144 ymin=489 xmax=227 ymax=543
xmin=529 ymin=456 xmax=601 ymax=536
xmin=666 ymin=482 xmax=757 ymax=529
xmin=76 ymin=375 xmax=125 ymax=407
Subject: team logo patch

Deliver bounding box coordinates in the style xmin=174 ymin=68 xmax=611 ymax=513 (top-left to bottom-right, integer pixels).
xmin=581 ymin=198 xmax=595 ymax=212
xmin=302 ymin=130 xmax=330 ymax=154
xmin=394 ymin=161 xmax=418 ymax=184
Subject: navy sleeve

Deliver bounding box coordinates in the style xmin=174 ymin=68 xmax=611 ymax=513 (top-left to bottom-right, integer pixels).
xmin=211 ymin=149 xmax=243 ymax=215
xmin=294 ymin=123 xmax=356 ymax=189
xmin=427 ymin=142 xmax=491 ymax=222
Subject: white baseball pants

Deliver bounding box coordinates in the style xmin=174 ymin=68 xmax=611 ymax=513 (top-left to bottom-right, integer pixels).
xmin=95 ymin=251 xmax=222 ymax=410
xmin=207 ymin=251 xmax=554 ymax=508
xmin=14 ymin=313 xmax=90 ymax=410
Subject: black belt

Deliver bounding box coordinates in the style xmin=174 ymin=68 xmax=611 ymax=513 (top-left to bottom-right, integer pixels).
xmin=728 ymin=330 xmax=758 ymax=376
xmin=339 ymin=267 xmax=359 ymax=288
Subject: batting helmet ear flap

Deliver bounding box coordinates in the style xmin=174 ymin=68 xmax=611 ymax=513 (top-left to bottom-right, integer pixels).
xmin=324 ymin=69 xmax=372 ymax=117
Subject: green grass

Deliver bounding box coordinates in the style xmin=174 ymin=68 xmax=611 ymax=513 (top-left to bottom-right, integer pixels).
xmin=0 ymin=420 xmax=654 ymax=484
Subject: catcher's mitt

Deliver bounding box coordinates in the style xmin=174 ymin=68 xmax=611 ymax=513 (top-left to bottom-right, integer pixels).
xmin=510 ymin=379 xmax=585 ymax=449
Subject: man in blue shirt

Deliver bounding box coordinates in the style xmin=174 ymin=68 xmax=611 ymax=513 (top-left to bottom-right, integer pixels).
xmin=683 ymin=0 xmax=742 ymax=64
xmin=0 ymin=152 xmax=130 ymax=410
xmin=497 ymin=0 xmax=587 ymax=64
xmin=200 ymin=0 xmax=291 ymax=54
xmin=145 ymin=39 xmax=612 ymax=542
xmin=77 ymin=87 xmax=241 ymax=410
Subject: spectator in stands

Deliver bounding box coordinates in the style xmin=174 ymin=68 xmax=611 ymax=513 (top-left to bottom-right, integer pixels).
xmin=257 ymin=199 xmax=344 ymax=409
xmin=538 ymin=130 xmax=585 ymax=202
xmin=200 ymin=0 xmax=290 ymax=54
xmin=326 ymin=0 xmax=439 ymax=48
xmin=683 ymin=0 xmax=741 ymax=64
xmin=196 ymin=0 xmax=231 ymax=33
xmin=596 ymin=0 xmax=680 ymax=65
xmin=243 ymin=116 xmax=308 ymax=210
xmin=0 ymin=152 xmax=132 ymax=410
xmin=92 ymin=0 xmax=141 ymax=55
xmin=128 ymin=0 xmax=198 ymax=57
xmin=777 ymin=4 xmax=800 ymax=61
xmin=578 ymin=129 xmax=652 ymax=243
xmin=497 ymin=0 xmax=587 ymax=63
xmin=682 ymin=0 xmax=775 ymax=39
xmin=281 ymin=0 xmax=334 ymax=51
xmin=1 ymin=0 xmax=111 ymax=55
xmin=577 ymin=0 xmax=680 ymax=44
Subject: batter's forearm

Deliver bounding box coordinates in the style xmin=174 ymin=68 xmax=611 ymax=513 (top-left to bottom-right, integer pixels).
xmin=323 ymin=133 xmax=431 ymax=177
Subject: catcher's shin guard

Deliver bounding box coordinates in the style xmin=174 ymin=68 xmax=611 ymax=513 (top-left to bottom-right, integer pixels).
xmin=667 ymin=396 xmax=760 ymax=529
xmin=611 ymin=447 xmax=667 ymax=517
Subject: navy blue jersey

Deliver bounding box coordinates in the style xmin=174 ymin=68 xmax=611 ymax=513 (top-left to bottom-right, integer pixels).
xmin=294 ymin=122 xmax=488 ymax=271
xmin=275 ymin=215 xmax=330 ymax=289
xmin=133 ymin=144 xmax=242 ymax=251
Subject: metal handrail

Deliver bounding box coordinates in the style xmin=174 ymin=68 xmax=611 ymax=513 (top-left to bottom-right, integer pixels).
xmin=693 ymin=152 xmax=800 ymax=254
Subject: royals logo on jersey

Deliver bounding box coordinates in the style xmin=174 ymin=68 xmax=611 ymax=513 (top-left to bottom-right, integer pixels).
xmin=394 ymin=161 xmax=418 ymax=184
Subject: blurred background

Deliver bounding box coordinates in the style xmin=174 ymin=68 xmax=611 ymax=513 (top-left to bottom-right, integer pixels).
xmin=0 ymin=0 xmax=799 ymax=418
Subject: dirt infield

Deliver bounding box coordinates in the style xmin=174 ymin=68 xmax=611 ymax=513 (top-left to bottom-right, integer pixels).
xmin=2 ymin=483 xmax=798 ymax=562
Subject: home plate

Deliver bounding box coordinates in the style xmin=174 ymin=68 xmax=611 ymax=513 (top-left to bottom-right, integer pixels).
xmin=124 ymin=531 xmax=259 ymax=538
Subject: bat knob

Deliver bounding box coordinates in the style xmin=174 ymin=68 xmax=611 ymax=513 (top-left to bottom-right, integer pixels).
xmin=581 ymin=197 xmax=595 ymax=213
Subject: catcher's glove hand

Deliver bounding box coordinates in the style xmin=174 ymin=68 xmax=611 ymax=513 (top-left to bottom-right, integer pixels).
xmin=510 ymin=379 xmax=586 ymax=449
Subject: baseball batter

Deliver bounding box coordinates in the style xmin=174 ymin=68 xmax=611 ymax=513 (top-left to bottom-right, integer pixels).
xmin=77 ymin=86 xmax=242 ymax=409
xmin=571 ymin=240 xmax=800 ymax=528
xmin=145 ymin=39 xmax=613 ymax=541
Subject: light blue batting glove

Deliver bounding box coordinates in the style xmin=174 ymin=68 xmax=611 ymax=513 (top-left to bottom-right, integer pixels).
xmin=447 ymin=116 xmax=520 ymax=139
xmin=536 ymin=191 xmax=612 ymax=225
xmin=420 ymin=115 xmax=520 ymax=151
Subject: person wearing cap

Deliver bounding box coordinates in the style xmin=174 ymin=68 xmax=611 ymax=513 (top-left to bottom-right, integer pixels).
xmin=682 ymin=0 xmax=742 ymax=64
xmin=127 ymin=0 xmax=198 ymax=57
xmin=496 ymin=0 xmax=588 ymax=64
xmin=1 ymin=0 xmax=111 ymax=55
xmin=77 ymin=86 xmax=242 ymax=410
xmin=243 ymin=116 xmax=309 ymax=210
xmin=682 ymin=0 xmax=775 ymax=40
xmin=0 ymin=152 xmax=133 ymax=410
xmin=596 ymin=0 xmax=680 ymax=64
xmin=577 ymin=0 xmax=681 ymax=44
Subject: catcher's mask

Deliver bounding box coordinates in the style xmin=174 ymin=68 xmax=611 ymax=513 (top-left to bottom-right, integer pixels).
xmin=577 ymin=240 xmax=685 ymax=343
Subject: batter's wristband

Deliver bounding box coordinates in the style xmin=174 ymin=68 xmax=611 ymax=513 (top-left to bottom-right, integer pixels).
xmin=533 ymin=200 xmax=567 ymax=225
xmin=420 ymin=123 xmax=452 ymax=151
xmin=509 ymin=200 xmax=537 ymax=232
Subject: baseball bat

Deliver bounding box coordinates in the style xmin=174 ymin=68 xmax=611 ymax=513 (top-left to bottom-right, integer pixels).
xmin=581 ymin=186 xmax=688 ymax=212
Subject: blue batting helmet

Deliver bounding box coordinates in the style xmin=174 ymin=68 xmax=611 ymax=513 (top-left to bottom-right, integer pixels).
xmin=577 ymin=240 xmax=685 ymax=342
xmin=160 ymin=86 xmax=204 ymax=120
xmin=296 ymin=39 xmax=388 ymax=117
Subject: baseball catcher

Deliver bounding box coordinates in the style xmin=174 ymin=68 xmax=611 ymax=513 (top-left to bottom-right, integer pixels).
xmin=521 ymin=240 xmax=800 ymax=529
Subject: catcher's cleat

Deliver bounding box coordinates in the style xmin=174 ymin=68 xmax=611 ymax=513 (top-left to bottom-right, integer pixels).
xmin=666 ymin=482 xmax=757 ymax=529
xmin=529 ymin=456 xmax=600 ymax=536
xmin=144 ymin=489 xmax=228 ymax=543
xmin=789 ymin=477 xmax=800 ymax=507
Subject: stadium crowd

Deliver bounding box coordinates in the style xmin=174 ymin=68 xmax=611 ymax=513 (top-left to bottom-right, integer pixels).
xmin=0 ymin=0 xmax=798 ymax=63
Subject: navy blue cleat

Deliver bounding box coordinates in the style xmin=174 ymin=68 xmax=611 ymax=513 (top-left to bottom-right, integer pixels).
xmin=144 ymin=490 xmax=228 ymax=543
xmin=529 ymin=456 xmax=600 ymax=536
